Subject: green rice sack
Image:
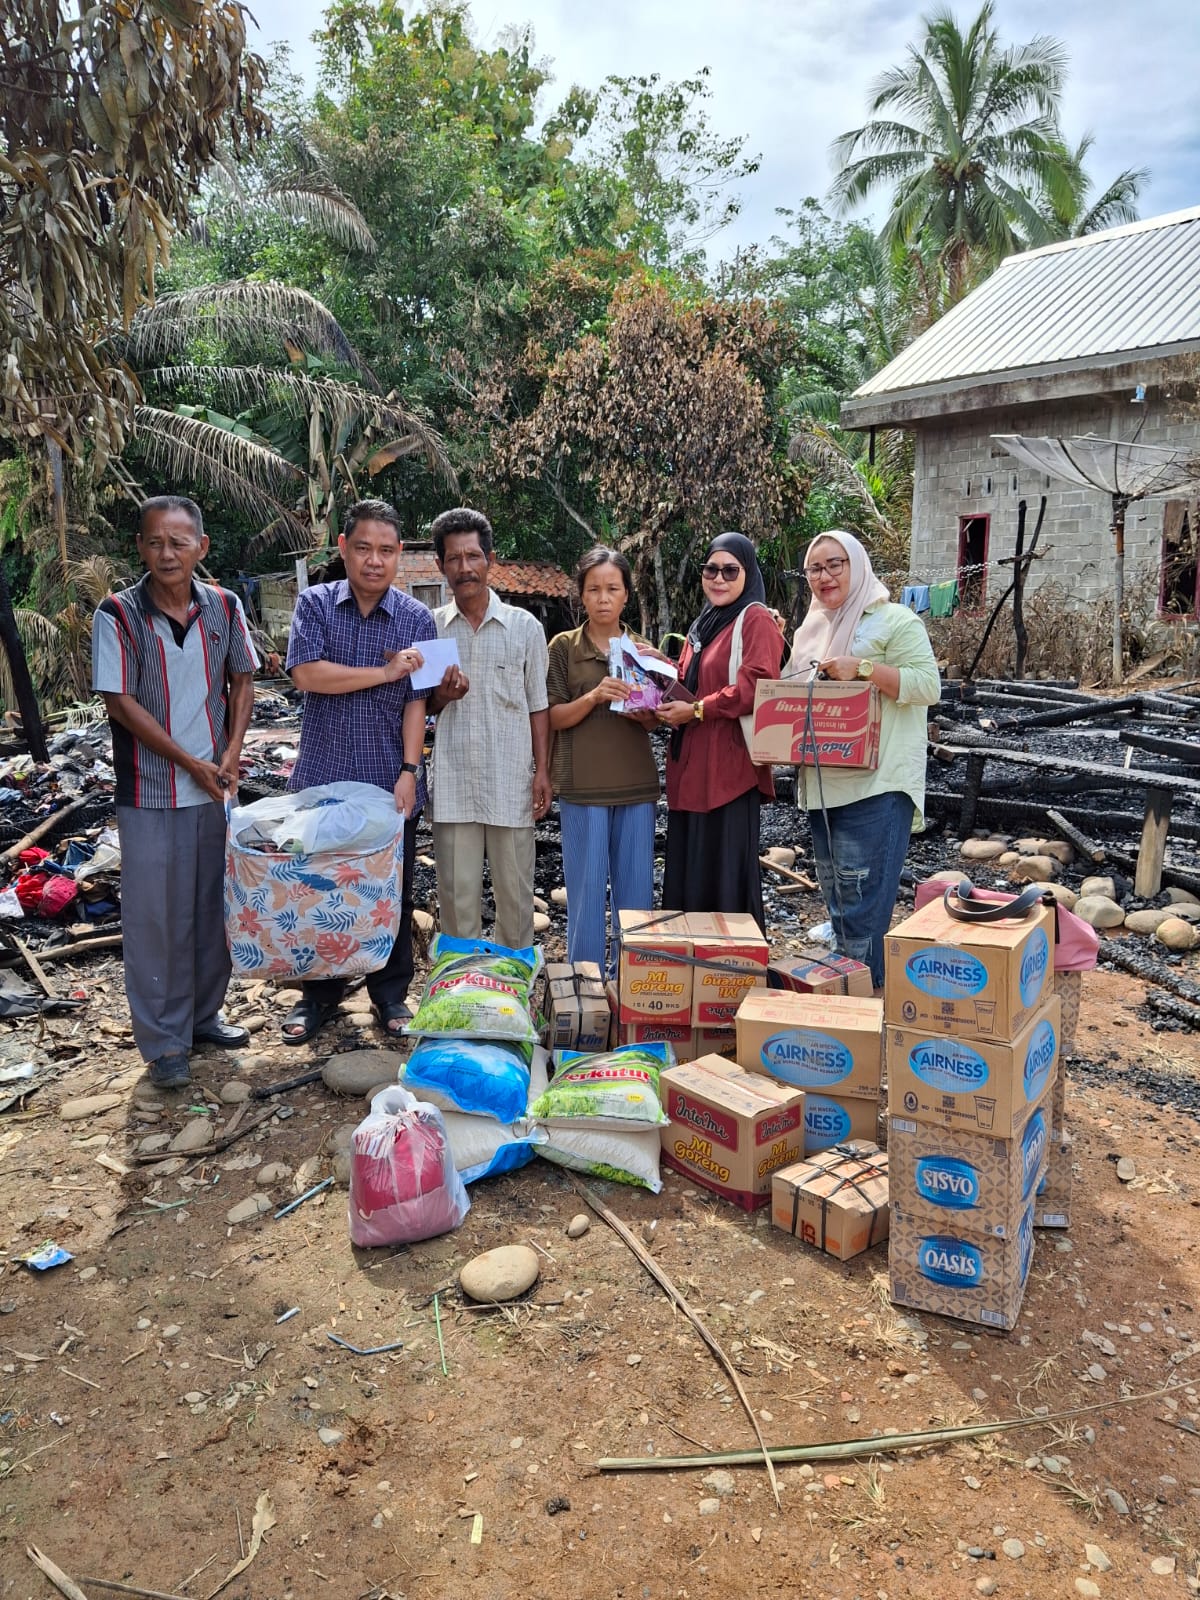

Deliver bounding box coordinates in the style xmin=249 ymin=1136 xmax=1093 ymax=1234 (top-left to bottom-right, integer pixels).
xmin=529 ymin=1042 xmax=672 ymax=1129
xmin=406 ymin=934 xmax=541 ymax=1045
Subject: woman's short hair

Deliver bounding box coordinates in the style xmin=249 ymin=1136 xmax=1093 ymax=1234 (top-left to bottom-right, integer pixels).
xmin=575 ymin=545 xmax=632 ymax=597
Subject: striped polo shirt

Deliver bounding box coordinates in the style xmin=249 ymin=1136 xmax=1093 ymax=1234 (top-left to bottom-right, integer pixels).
xmin=92 ymin=573 xmax=259 ymax=808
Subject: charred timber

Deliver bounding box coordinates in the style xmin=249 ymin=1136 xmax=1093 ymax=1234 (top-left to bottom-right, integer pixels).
xmin=1146 ymin=992 xmax=1200 ymax=1031
xmin=922 ymin=792 xmax=1200 ymax=845
xmin=997 ymin=696 xmax=1142 ymax=733
xmin=972 ymin=680 xmax=1091 ymax=702
xmin=1118 ymin=730 xmax=1200 ymax=766
xmin=1045 ymin=808 xmax=1106 ymax=863
xmin=1098 ymin=938 xmax=1200 ymax=1005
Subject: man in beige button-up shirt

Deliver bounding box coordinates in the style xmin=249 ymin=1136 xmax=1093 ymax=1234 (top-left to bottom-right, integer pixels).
xmin=428 ymin=507 xmax=551 ymax=951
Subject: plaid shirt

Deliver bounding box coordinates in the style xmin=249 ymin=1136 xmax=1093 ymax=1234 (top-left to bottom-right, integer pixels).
xmin=430 ymin=589 xmax=549 ymax=827
xmin=93 ymin=574 xmax=259 ymax=809
xmin=286 ymin=580 xmax=436 ymax=808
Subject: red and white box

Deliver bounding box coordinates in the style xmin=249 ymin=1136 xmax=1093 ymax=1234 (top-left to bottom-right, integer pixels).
xmin=751 ymin=679 xmax=881 ymax=768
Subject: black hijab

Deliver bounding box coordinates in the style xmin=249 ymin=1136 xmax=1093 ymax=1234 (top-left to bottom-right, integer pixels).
xmin=681 ymin=532 xmax=767 ymax=694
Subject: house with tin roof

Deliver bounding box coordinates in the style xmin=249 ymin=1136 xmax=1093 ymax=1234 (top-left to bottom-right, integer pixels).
xmin=842 ymin=206 xmax=1200 ymax=621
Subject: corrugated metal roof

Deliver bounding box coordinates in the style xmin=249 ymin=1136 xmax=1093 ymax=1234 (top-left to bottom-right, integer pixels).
xmin=850 ymin=205 xmax=1200 ymax=404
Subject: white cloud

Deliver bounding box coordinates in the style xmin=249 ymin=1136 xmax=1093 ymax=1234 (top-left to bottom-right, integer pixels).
xmin=246 ymin=0 xmax=1198 ymax=255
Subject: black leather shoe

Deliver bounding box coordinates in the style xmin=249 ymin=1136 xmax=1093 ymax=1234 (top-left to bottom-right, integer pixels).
xmin=193 ymin=1019 xmax=251 ymax=1048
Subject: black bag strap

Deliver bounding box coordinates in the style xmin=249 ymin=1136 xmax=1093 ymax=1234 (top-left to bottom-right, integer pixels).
xmin=942 ymin=877 xmax=1051 ymax=923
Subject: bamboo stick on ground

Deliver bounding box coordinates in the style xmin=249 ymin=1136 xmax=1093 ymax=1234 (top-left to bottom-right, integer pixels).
xmin=570 ymin=1177 xmax=781 ymax=1507
xmin=758 ymin=855 xmax=817 ymax=889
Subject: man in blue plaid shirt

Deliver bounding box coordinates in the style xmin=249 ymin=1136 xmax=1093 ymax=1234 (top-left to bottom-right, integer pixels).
xmin=281 ymin=500 xmax=435 ymax=1044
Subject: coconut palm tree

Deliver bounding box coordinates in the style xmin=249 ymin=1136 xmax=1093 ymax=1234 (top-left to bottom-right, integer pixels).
xmin=829 ymin=2 xmax=1079 ymax=295
xmin=1041 ymin=134 xmax=1147 ymax=239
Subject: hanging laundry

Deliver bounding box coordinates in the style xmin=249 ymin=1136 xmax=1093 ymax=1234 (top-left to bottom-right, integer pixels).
xmin=901 ymin=584 xmax=931 ymax=614
xmin=928 ymin=579 xmax=959 ymax=618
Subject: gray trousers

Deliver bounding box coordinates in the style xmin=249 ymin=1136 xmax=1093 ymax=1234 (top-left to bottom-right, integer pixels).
xmin=117 ymin=803 xmax=231 ymax=1063
xmin=432 ymin=821 xmax=535 ymax=952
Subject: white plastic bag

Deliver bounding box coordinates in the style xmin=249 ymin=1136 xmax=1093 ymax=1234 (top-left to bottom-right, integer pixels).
xmin=348 ymin=1086 xmax=470 ymax=1248
xmin=232 ymin=781 xmax=403 ymax=856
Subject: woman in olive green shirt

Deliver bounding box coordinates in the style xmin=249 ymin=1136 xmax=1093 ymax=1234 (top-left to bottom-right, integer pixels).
xmin=547 ymin=547 xmax=659 ymax=972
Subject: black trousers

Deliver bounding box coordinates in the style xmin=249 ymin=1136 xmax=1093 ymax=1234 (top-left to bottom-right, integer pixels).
xmin=301 ymin=810 xmax=418 ymax=1011
xmin=662 ymin=788 xmax=765 ymax=929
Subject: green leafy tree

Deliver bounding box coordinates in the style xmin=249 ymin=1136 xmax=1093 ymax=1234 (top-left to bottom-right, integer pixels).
xmin=1041 ymin=134 xmax=1147 ymax=239
xmin=829 ymin=2 xmax=1077 ymax=294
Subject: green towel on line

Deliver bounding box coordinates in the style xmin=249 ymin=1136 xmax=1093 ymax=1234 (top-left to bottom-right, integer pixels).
xmin=929 ymin=579 xmax=958 ymax=618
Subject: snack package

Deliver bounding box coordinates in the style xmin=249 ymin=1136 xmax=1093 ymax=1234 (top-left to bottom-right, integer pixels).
xmin=348 ymin=1087 xmax=470 ymax=1247
xmin=531 ymin=1042 xmax=672 ymax=1129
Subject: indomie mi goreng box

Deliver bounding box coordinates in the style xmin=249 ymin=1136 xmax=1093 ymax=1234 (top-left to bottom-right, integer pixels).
xmin=750 ymin=679 xmax=881 ymax=768
xmin=659 ymin=1054 xmax=805 ymax=1211
xmin=883 ymin=897 xmax=1054 ymax=1040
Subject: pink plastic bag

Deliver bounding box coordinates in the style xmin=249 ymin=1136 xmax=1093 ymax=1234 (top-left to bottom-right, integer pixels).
xmin=348 ymin=1086 xmax=470 ymax=1248
xmin=913 ymin=877 xmax=1099 ymax=971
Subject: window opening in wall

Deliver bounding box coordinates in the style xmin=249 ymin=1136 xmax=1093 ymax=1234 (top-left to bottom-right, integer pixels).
xmin=957 ymin=514 xmax=989 ymax=610
xmin=412 ymin=581 xmax=445 ymax=609
xmin=1159 ymin=499 xmax=1199 ymax=619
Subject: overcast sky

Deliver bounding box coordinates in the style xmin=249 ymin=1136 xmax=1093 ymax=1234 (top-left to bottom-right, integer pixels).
xmin=246 ymin=0 xmax=1199 ymax=259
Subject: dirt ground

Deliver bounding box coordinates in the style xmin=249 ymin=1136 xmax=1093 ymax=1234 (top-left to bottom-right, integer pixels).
xmin=2 ymin=849 xmax=1200 ymax=1600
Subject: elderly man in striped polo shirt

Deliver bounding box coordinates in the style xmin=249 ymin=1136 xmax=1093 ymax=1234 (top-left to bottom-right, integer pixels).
xmin=93 ymin=495 xmax=259 ymax=1089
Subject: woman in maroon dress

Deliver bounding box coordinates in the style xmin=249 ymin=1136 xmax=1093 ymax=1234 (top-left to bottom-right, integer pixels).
xmin=657 ymin=533 xmax=783 ymax=927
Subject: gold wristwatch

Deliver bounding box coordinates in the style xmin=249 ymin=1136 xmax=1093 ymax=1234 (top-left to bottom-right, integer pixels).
xmin=693 ymin=700 xmax=704 ymax=721
xmin=856 ymin=658 xmax=875 ymax=680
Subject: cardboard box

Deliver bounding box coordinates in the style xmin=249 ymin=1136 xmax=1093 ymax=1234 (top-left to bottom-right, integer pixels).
xmin=618 ymin=1019 xmax=695 ymax=1056
xmin=771 ymin=1143 xmax=890 ymax=1259
xmin=886 ymin=994 xmax=1060 ymax=1138
xmin=617 ymin=910 xmax=693 ymax=1025
xmin=768 ymin=952 xmax=874 ymax=999
xmin=736 ymin=991 xmax=883 ymax=1100
xmin=887 ymin=1081 xmax=1051 ymax=1239
xmin=803 ymin=1091 xmax=881 ymax=1154
xmin=1056 ymin=971 xmax=1082 ymax=1056
xmin=659 ymin=1054 xmax=806 ymax=1211
xmin=1032 ymin=1128 xmax=1072 ymax=1229
xmin=545 ymin=961 xmax=610 ymax=1052
xmin=884 ymin=898 xmax=1055 ymax=1040
xmin=695 ymin=1026 xmax=737 ymax=1057
xmin=689 ymin=913 xmax=769 ymax=1025
xmin=889 ymin=1202 xmax=1035 ymax=1332
xmin=751 ymin=678 xmax=881 ymax=768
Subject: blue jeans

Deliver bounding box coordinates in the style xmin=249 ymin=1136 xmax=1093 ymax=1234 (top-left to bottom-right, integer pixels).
xmin=559 ymin=799 xmax=656 ymax=976
xmin=808 ymin=790 xmax=914 ymax=988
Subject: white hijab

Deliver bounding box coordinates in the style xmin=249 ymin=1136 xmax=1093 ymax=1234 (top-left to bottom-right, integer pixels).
xmin=787 ymin=530 xmax=889 ymax=680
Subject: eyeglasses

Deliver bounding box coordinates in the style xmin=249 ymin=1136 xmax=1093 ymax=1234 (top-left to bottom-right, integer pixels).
xmin=803 ymin=557 xmax=848 ymax=581
xmin=702 ymin=563 xmax=742 ymax=582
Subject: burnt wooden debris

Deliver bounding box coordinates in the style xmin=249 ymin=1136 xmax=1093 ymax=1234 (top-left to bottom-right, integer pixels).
xmin=929 ymin=679 xmax=1200 ymax=899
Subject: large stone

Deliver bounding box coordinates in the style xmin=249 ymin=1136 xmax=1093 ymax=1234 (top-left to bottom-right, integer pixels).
xmin=412 ymin=908 xmax=435 ymax=932
xmin=997 ymin=851 xmax=1020 ymax=866
xmin=169 ymin=1118 xmax=214 ymax=1153
xmin=1080 ymin=876 xmax=1118 ymax=902
xmin=960 ymin=839 xmax=1008 ymax=862
xmin=60 ymin=1093 xmax=123 ymax=1121
xmin=256 ymin=1162 xmax=293 ymax=1186
xmin=763 ymin=846 xmax=797 ymax=869
xmin=533 ymin=895 xmax=549 ymax=914
xmin=219 ymin=1080 xmax=252 ymax=1105
xmin=322 ymin=1049 xmax=399 ymax=1096
xmin=533 ymin=911 xmax=551 ymax=934
xmin=1013 ymin=837 xmax=1043 ymax=854
xmin=459 ymin=1244 xmax=540 ymax=1304
xmin=1168 ymin=901 xmax=1200 ymax=924
xmin=550 ymin=887 xmax=569 ymax=907
xmin=1163 ymin=886 xmax=1200 ymax=907
xmin=227 ymin=1193 xmax=272 ymax=1225
xmin=1124 ymin=908 xmax=1175 ymax=936
xmin=1009 ymin=855 xmax=1057 ymax=883
xmin=1073 ymin=895 xmax=1125 ymax=930
xmin=1042 ymin=882 xmax=1078 ymax=909
xmin=1156 ymin=917 xmax=1198 ymax=952
xmin=1037 ymin=840 xmax=1075 ymax=866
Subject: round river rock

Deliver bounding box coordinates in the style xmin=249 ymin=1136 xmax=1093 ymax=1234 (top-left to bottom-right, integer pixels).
xmin=459 ymin=1244 xmax=540 ymax=1304
xmin=322 ymin=1049 xmax=399 ymax=1096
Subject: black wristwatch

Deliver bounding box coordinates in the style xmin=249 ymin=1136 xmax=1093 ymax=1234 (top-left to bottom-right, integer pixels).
xmin=399 ymin=761 xmax=420 ymax=775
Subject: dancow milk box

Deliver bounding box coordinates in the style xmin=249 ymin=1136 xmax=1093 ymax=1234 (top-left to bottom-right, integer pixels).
xmin=887 ymin=994 xmax=1060 ymax=1137
xmin=884 ymin=897 xmax=1054 ymax=1039
xmin=659 ymin=1054 xmax=805 ymax=1211
xmin=736 ymin=992 xmax=883 ymax=1100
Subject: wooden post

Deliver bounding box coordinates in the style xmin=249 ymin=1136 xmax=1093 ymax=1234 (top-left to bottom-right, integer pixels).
xmin=959 ymin=753 xmax=986 ymax=836
xmin=1135 ymin=786 xmax=1172 ymax=898
xmin=0 ymin=564 xmax=49 ymax=763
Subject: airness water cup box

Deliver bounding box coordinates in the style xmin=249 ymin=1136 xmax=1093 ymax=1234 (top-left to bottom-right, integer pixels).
xmin=659 ymin=1054 xmax=806 ymax=1211
xmin=771 ymin=1143 xmax=890 ymax=1260
xmin=803 ymin=1092 xmax=881 ymax=1154
xmin=883 ymin=897 xmax=1054 ymax=1040
xmin=750 ymin=679 xmax=881 ymax=768
xmin=887 ymin=1080 xmax=1051 ymax=1239
xmin=887 ymin=992 xmax=1060 ymax=1138
xmin=889 ymin=1201 xmax=1035 ymax=1332
xmin=687 ymin=913 xmax=769 ymax=1026
xmin=617 ymin=910 xmax=693 ymax=1027
xmin=736 ymin=991 xmax=884 ymax=1101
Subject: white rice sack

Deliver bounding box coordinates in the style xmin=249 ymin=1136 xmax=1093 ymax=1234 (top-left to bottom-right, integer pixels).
xmin=538 ymin=1123 xmax=662 ymax=1193
xmin=441 ymin=1111 xmax=546 ymax=1184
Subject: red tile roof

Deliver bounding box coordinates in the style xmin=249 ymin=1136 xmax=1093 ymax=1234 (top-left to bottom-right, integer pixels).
xmin=490 ymin=560 xmax=574 ymax=599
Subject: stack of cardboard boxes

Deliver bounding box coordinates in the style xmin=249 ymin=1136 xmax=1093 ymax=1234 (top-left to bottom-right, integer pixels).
xmin=883 ymin=895 xmax=1060 ymax=1331
xmin=616 ymin=910 xmax=769 ymax=1060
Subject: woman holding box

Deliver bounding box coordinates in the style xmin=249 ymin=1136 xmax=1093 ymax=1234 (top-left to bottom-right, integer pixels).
xmin=657 ymin=533 xmax=783 ymax=928
xmin=547 ymin=547 xmax=659 ymax=973
xmin=787 ymin=530 xmax=940 ymax=990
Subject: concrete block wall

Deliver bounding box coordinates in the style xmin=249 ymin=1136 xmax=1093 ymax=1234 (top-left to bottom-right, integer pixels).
xmin=907 ymin=394 xmax=1200 ymax=615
